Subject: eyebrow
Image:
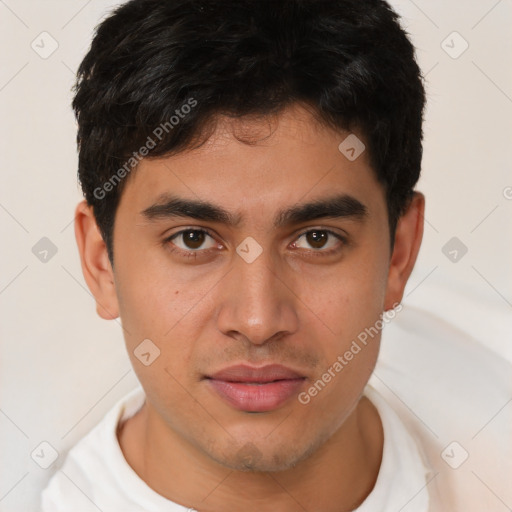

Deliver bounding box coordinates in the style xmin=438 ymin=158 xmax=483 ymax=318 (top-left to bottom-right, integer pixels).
xmin=140 ymin=193 xmax=368 ymax=228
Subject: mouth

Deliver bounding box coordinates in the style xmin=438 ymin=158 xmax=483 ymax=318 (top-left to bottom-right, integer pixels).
xmin=205 ymin=364 xmax=306 ymax=412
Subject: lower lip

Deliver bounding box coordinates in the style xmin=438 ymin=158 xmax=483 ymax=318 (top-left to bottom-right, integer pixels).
xmin=207 ymin=378 xmax=305 ymax=412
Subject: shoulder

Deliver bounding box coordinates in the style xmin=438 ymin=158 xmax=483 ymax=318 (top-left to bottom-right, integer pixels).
xmin=372 ymin=305 xmax=512 ymax=510
xmin=40 ymin=387 xmax=146 ymax=512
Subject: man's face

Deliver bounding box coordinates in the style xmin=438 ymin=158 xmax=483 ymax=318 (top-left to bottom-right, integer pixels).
xmin=112 ymin=104 xmax=393 ymax=472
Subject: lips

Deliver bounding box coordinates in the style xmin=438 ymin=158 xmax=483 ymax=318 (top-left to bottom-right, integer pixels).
xmin=209 ymin=364 xmax=304 ymax=383
xmin=205 ymin=364 xmax=306 ymax=412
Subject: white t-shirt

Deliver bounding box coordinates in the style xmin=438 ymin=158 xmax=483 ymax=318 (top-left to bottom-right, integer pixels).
xmin=40 ymin=306 xmax=512 ymax=511
xmin=40 ymin=384 xmax=431 ymax=512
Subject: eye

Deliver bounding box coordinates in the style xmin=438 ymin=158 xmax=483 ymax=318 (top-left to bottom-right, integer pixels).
xmin=163 ymin=227 xmax=346 ymax=260
xmin=165 ymin=228 xmax=219 ymax=255
xmin=292 ymin=229 xmax=346 ymax=254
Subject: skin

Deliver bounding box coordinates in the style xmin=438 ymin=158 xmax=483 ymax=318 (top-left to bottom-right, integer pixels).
xmin=75 ymin=103 xmax=424 ymax=512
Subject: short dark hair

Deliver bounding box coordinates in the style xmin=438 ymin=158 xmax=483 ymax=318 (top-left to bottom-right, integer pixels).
xmin=73 ymin=0 xmax=426 ymax=265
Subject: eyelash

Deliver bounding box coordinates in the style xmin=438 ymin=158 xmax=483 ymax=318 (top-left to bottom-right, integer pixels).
xmin=163 ymin=227 xmax=347 ymax=260
xmin=163 ymin=227 xmax=218 ymax=260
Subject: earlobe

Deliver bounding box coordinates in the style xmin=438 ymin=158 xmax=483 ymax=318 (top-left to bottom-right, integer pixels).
xmin=74 ymin=200 xmax=120 ymax=320
xmin=384 ymin=192 xmax=425 ymax=311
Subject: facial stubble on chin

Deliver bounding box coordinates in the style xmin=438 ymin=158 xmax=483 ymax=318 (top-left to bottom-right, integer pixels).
xmin=202 ymin=412 xmax=342 ymax=474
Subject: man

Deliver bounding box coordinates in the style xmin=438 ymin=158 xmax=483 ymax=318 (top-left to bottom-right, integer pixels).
xmin=40 ymin=0 xmax=511 ymax=510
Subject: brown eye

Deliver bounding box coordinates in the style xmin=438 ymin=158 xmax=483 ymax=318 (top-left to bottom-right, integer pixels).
xmin=305 ymin=230 xmax=328 ymax=249
xmin=293 ymin=229 xmax=345 ymax=253
xmin=167 ymin=229 xmax=217 ymax=252
xmin=182 ymin=230 xmax=206 ymax=249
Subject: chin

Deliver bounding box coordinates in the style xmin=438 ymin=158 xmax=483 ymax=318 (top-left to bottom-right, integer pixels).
xmin=208 ymin=436 xmax=323 ymax=473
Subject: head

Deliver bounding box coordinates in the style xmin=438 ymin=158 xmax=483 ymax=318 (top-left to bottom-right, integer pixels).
xmin=74 ymin=0 xmax=425 ymax=472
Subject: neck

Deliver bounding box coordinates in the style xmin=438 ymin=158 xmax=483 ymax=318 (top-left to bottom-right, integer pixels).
xmin=118 ymin=395 xmax=383 ymax=512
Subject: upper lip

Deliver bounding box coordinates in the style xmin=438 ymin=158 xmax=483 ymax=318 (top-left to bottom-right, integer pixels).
xmin=207 ymin=364 xmax=305 ymax=383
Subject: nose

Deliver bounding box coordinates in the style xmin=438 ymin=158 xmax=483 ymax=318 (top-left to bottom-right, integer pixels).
xmin=216 ymin=245 xmax=299 ymax=346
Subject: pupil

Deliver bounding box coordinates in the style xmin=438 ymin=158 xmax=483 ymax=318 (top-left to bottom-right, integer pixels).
xmin=184 ymin=230 xmax=205 ymax=249
xmin=307 ymin=230 xmax=327 ymax=249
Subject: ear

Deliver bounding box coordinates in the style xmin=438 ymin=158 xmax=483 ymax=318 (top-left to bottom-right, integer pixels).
xmin=74 ymin=200 xmax=119 ymax=320
xmin=384 ymin=192 xmax=425 ymax=310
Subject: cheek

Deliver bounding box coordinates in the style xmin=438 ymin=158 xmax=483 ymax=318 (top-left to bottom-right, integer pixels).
xmin=298 ymin=261 xmax=387 ymax=422
xmin=116 ymin=279 xmax=200 ymax=419
xmin=113 ymin=256 xmax=225 ymax=393
xmin=304 ymin=253 xmax=389 ymax=346
xmin=114 ymin=254 xmax=213 ymax=339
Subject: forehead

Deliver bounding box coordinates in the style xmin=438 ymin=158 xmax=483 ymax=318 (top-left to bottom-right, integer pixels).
xmin=117 ymin=104 xmax=386 ymax=224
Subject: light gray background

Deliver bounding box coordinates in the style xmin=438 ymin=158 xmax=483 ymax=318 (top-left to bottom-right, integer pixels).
xmin=1 ymin=1 xmax=511 ymax=510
